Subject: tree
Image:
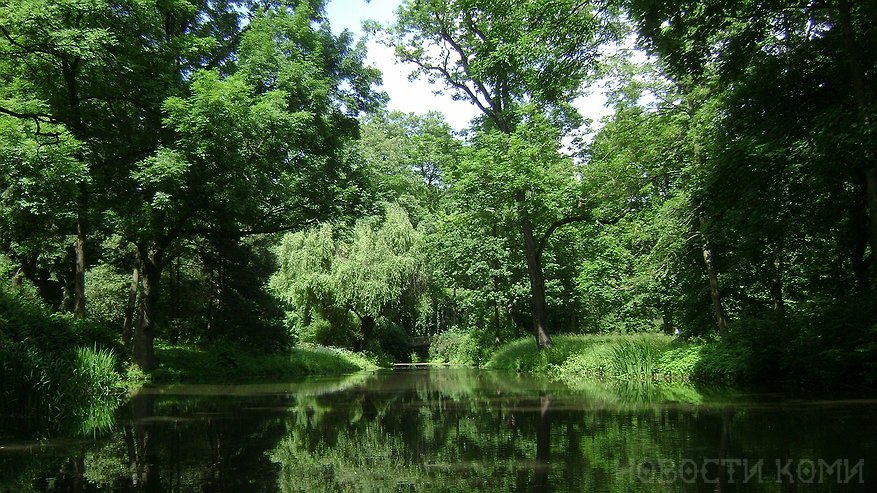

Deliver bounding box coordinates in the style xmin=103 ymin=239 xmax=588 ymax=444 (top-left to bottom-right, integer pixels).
xmin=117 ymin=2 xmax=382 ymax=368
xmin=0 ymin=117 xmax=85 ymax=303
xmin=626 ymin=0 xmax=877 ymax=297
xmin=272 ymin=204 xmax=426 ymax=352
xmin=381 ymin=0 xmax=620 ymax=347
xmin=357 ymin=111 xmax=460 ymax=222
xmin=0 ymin=0 xmax=212 ymax=317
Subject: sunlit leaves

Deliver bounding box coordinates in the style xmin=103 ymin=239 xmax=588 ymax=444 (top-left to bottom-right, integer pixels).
xmin=272 ymin=204 xmax=426 ymax=336
xmin=0 ymin=117 xmax=85 ymax=260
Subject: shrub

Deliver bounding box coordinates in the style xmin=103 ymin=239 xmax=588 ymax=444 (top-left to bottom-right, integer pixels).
xmin=657 ymin=342 xmax=750 ymax=383
xmin=429 ymin=328 xmax=479 ymax=365
xmin=84 ymin=264 xmax=129 ymax=327
xmin=487 ymin=334 xmax=752 ymax=385
xmin=73 ymin=345 xmax=122 ymax=399
xmin=0 ymin=280 xmax=124 ymax=438
xmin=149 ymin=342 xmax=378 ymax=383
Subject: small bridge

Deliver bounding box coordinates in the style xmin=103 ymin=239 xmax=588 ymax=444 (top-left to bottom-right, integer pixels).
xmin=407 ymin=336 xmax=432 ymax=349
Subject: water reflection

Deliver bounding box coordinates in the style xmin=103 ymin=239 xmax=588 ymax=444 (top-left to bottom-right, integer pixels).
xmin=1 ymin=370 xmax=875 ymax=492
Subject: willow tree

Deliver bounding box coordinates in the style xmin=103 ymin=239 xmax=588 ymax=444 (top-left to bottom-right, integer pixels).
xmin=272 ymin=204 xmax=426 ymax=351
xmin=380 ymin=0 xmax=620 ymax=347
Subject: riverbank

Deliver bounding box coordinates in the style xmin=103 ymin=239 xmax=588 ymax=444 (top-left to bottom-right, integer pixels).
xmin=1 ymin=278 xmax=381 ymax=437
xmin=485 ymin=334 xmax=750 ymax=385
xmin=149 ymin=343 xmax=379 ymax=383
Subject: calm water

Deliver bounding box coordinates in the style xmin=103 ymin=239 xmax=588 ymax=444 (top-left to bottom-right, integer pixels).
xmin=1 ymin=369 xmax=875 ymax=492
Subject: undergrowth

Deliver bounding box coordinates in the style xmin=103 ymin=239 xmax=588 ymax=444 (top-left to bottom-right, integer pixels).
xmin=486 ymin=334 xmax=750 ymax=384
xmin=149 ymin=342 xmax=379 ymax=383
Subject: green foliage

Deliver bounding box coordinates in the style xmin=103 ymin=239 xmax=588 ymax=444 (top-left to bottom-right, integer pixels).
xmin=0 ymin=117 xmax=84 ymax=269
xmin=335 ymin=205 xmax=425 ymax=319
xmin=72 ymin=345 xmax=121 ymax=399
xmin=428 ymin=328 xmax=480 ymax=365
xmin=84 ymin=263 xmax=129 ymax=327
xmin=1 ymin=0 xmax=875 ymax=398
xmin=358 ymin=111 xmax=460 ymax=221
xmin=272 ymin=203 xmax=427 ymax=355
xmin=382 ymin=0 xmax=619 ymax=128
xmin=656 ymin=343 xmax=751 ymax=383
xmin=429 ymin=112 xmax=594 ymax=341
xmin=0 ymin=281 xmax=123 ymax=438
xmin=486 ymin=334 xmax=752 ymax=384
xmin=149 ymin=342 xmax=377 ymax=384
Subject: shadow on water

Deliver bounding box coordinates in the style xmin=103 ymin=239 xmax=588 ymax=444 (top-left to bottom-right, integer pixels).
xmin=1 ymin=369 xmax=876 ymax=492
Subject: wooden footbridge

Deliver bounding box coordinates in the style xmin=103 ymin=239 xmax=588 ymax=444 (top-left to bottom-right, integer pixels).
xmin=407 ymin=335 xmax=432 ymax=350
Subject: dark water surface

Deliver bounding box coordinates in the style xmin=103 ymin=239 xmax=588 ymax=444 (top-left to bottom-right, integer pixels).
xmin=1 ymin=369 xmax=875 ymax=492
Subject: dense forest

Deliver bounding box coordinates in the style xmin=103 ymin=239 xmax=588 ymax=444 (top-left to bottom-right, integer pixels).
xmin=2 ymin=0 xmax=876 ymax=417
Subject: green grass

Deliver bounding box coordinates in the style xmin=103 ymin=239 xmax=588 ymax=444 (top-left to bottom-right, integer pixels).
xmin=149 ymin=342 xmax=379 ymax=383
xmin=1 ymin=276 xmax=126 ymax=439
xmin=486 ymin=334 xmax=749 ymax=384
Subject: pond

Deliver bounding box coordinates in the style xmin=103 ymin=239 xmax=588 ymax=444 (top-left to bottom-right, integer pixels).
xmin=1 ymin=369 xmax=875 ymax=492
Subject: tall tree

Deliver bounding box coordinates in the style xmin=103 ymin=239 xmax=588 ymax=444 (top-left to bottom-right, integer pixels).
xmin=0 ymin=0 xmax=209 ymax=316
xmin=381 ymin=0 xmax=620 ymax=347
xmin=357 ymin=110 xmax=461 ymax=222
xmin=627 ymin=0 xmax=877 ymax=296
xmin=117 ymin=2 xmax=383 ymax=369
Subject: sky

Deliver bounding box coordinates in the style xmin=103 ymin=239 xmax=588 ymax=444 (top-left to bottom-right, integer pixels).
xmin=323 ymin=0 xmax=613 ymax=132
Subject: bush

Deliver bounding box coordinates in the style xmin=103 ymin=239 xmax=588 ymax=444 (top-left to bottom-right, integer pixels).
xmin=487 ymin=334 xmax=750 ymax=385
xmin=0 ymin=279 xmax=124 ymax=438
xmin=84 ymin=263 xmax=129 ymax=327
xmin=657 ymin=342 xmax=751 ymax=383
xmin=149 ymin=342 xmax=378 ymax=383
xmin=73 ymin=345 xmax=122 ymax=398
xmin=429 ymin=328 xmax=480 ymax=365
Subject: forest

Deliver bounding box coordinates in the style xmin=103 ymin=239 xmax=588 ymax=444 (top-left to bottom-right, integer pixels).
xmin=2 ymin=0 xmax=876 ymax=429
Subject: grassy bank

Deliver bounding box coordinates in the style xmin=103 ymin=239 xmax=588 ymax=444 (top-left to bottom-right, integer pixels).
xmin=485 ymin=334 xmax=750 ymax=385
xmin=1 ymin=268 xmax=378 ymax=437
xmin=0 ymin=281 xmax=126 ymax=438
xmin=149 ymin=342 xmax=379 ymax=383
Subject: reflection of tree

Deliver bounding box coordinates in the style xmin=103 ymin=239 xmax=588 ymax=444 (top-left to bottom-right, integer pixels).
xmin=4 ymin=372 xmax=877 ymax=492
xmin=534 ymin=394 xmax=551 ymax=493
xmin=130 ymin=393 xmax=160 ymax=493
xmin=273 ymin=422 xmax=421 ymax=492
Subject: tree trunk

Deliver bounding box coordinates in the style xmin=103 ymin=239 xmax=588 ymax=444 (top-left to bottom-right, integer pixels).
xmin=73 ymin=197 xmax=87 ymax=318
xmin=11 ymin=257 xmax=33 ymax=288
xmin=206 ymin=264 xmax=215 ymax=335
xmin=770 ymin=246 xmax=785 ymax=314
xmin=838 ymin=0 xmax=877 ymax=288
xmin=132 ymin=393 xmax=160 ymax=492
xmin=850 ymin=180 xmax=871 ymax=290
xmin=355 ymin=314 xmax=375 ymax=352
xmin=700 ymin=217 xmax=728 ymax=341
xmin=516 ymin=191 xmax=553 ymax=349
xmin=303 ymin=298 xmax=312 ymax=327
xmin=63 ymin=59 xmax=88 ymax=319
xmin=770 ymin=256 xmax=786 ymax=314
xmin=866 ymin=169 xmax=877 ymax=285
xmin=134 ymin=245 xmax=163 ymax=371
xmin=122 ymin=257 xmax=141 ymax=348
xmin=494 ymin=302 xmax=501 ymax=345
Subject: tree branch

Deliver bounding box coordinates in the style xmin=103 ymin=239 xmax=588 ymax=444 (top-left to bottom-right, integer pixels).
xmin=0 ymin=105 xmax=60 ymax=124
xmin=537 ymin=208 xmax=629 ymax=259
xmin=401 ymin=54 xmax=502 ymax=127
